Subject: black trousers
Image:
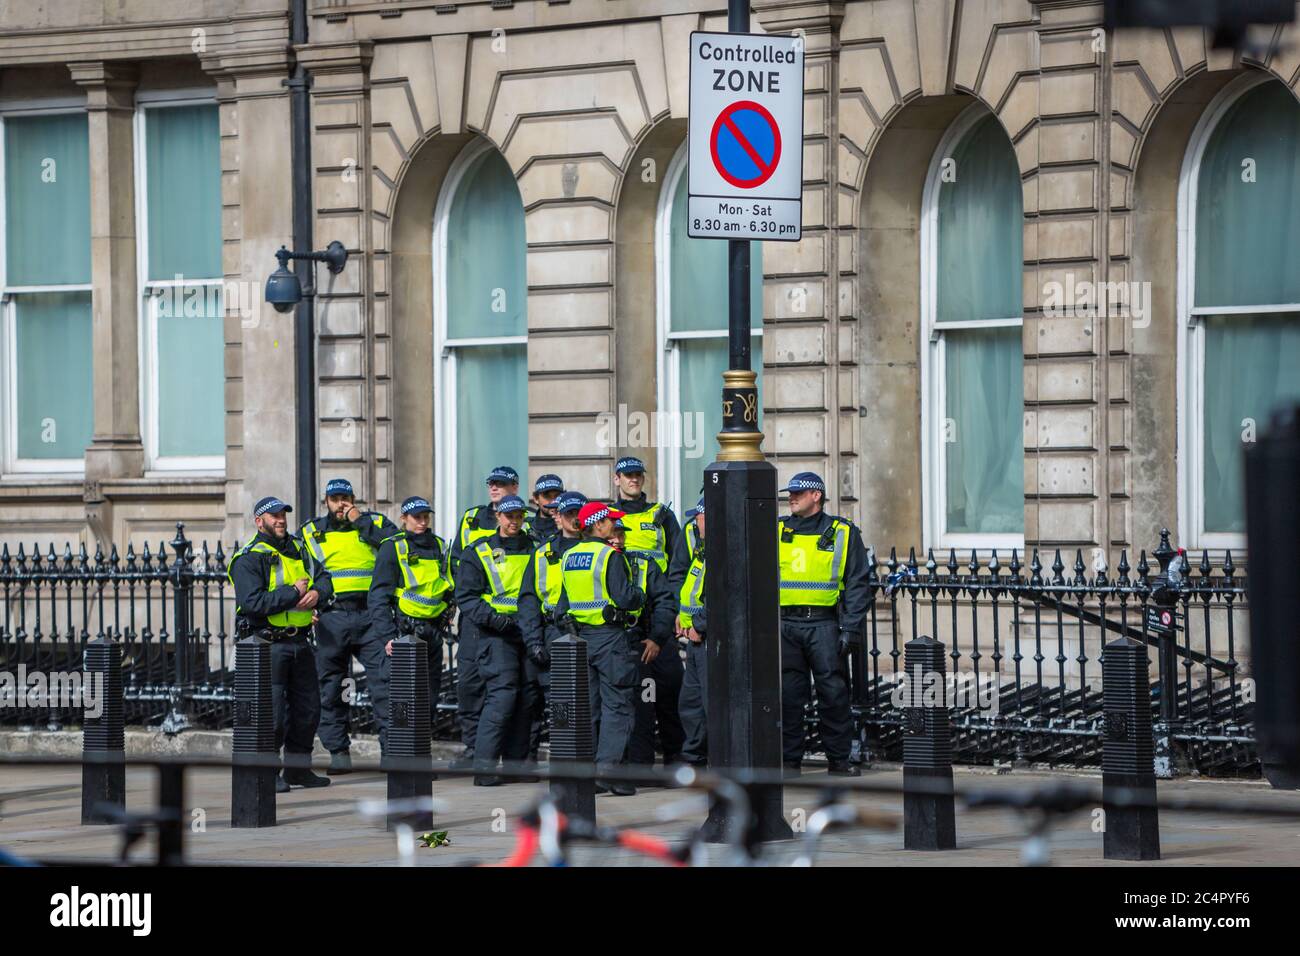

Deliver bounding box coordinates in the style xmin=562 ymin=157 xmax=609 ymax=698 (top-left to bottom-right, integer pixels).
xmin=271 ymin=636 xmax=320 ymax=761
xmin=456 ymin=623 xmax=485 ymax=754
xmin=628 ymin=639 xmax=686 ymax=766
xmin=527 ymin=622 xmax=560 ymax=760
xmin=582 ymin=626 xmax=640 ymax=773
xmin=315 ymin=601 xmax=389 ymax=754
xmin=678 ymin=639 xmax=708 ymax=765
xmin=780 ymin=618 xmax=853 ymax=763
xmin=474 ymin=636 xmax=539 ymax=771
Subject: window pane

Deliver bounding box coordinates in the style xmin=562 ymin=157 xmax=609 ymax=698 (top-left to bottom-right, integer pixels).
xmin=676 ymin=334 xmax=762 ymax=507
xmin=4 ymin=113 xmax=90 ymax=285
xmin=156 ymin=287 xmax=225 ymax=458
xmin=944 ymin=326 xmax=1023 ymax=534
xmin=1195 ymin=82 xmax=1300 ymax=309
xmin=146 ymin=104 xmax=222 ymax=281
xmin=454 ymin=343 xmax=527 ymax=517
xmin=446 ymin=149 xmax=526 ymax=339
xmin=1202 ymin=313 xmax=1300 ymax=533
xmin=936 ymin=115 xmax=1022 ymax=324
xmin=669 ymin=162 xmax=761 ymax=333
xmin=14 ymin=292 xmax=92 ymax=459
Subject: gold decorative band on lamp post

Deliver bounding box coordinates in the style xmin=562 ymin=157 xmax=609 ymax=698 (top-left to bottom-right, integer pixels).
xmin=716 ymin=368 xmax=765 ymax=461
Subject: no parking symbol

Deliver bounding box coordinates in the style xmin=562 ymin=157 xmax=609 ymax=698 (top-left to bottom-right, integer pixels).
xmin=710 ymin=100 xmax=782 ymax=189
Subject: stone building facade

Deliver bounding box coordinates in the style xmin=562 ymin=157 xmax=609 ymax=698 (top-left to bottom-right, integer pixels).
xmin=1 ymin=0 xmax=1297 ymax=568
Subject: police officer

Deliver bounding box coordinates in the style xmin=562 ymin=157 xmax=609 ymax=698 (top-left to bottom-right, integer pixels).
xmin=299 ymin=479 xmax=398 ymax=773
xmin=517 ymin=490 xmax=587 ymax=761
xmin=452 ymin=466 xmax=529 ymax=571
xmin=612 ymin=456 xmax=682 ymax=574
xmin=778 ymin=473 xmax=870 ymax=777
xmin=529 ymin=474 xmax=565 ymax=540
xmin=609 ymin=518 xmax=684 ymax=768
xmin=667 ymin=492 xmax=704 ymax=600
xmin=228 ymin=496 xmax=333 ymax=792
xmin=555 ymin=501 xmax=646 ymax=795
xmin=675 ymin=497 xmax=708 ymax=767
xmin=454 ymin=494 xmax=538 ymax=786
xmin=368 ymin=496 xmax=454 ymax=734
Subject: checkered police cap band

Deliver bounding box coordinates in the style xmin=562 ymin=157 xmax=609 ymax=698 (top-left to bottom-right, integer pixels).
xmin=582 ymin=506 xmax=611 ymax=528
xmin=401 ymin=496 xmax=432 ymax=515
xmin=495 ymin=495 xmax=526 ymax=513
xmin=487 ymin=466 xmax=519 ymax=484
xmin=254 ymin=496 xmax=292 ymax=517
xmin=324 ymin=478 xmax=354 ymax=497
xmin=615 ymin=457 xmax=645 ymax=474
xmin=534 ymin=474 xmax=564 ymax=493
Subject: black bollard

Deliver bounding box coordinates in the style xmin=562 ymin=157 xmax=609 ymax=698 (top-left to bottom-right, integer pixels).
xmin=902 ymin=636 xmax=956 ymax=850
xmin=548 ymin=629 xmax=595 ymax=824
xmin=386 ymin=635 xmax=433 ymax=832
xmin=1102 ymin=635 xmax=1160 ymax=860
xmin=231 ymin=635 xmax=277 ymax=827
xmin=81 ymin=636 xmax=125 ymax=825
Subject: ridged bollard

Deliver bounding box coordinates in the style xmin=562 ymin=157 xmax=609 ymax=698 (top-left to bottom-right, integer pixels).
xmin=231 ymin=635 xmax=277 ymax=828
xmin=902 ymin=635 xmax=956 ymax=850
xmin=1102 ymin=635 xmax=1160 ymax=860
xmin=386 ymin=635 xmax=433 ymax=832
xmin=548 ymin=631 xmax=595 ymax=824
xmin=81 ymin=636 xmax=124 ymax=825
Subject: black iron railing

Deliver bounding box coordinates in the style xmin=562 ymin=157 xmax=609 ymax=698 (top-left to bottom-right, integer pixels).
xmin=0 ymin=524 xmax=1254 ymax=773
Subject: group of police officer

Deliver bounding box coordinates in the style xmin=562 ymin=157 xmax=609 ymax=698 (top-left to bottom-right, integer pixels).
xmin=228 ymin=457 xmax=869 ymax=794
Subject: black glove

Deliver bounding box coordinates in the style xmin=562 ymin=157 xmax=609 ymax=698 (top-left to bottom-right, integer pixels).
xmin=837 ymin=631 xmax=854 ymax=659
xmin=488 ymin=612 xmax=517 ymax=634
xmin=527 ymin=644 xmax=551 ymax=669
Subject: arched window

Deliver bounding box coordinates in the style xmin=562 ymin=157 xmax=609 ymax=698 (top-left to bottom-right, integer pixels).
xmin=1181 ymin=77 xmax=1300 ymax=546
xmin=657 ymin=145 xmax=761 ymax=510
xmin=922 ymin=108 xmax=1025 ymax=548
xmin=433 ymin=141 xmax=527 ymax=533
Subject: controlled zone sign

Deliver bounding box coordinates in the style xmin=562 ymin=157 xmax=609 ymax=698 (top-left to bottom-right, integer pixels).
xmin=688 ymin=31 xmax=803 ymax=241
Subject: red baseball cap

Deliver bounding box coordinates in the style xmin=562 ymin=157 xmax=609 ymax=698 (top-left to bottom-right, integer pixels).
xmin=577 ymin=502 xmax=626 ymax=528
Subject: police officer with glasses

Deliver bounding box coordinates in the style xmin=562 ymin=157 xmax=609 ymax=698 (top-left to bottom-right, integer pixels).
xmin=228 ymin=496 xmax=334 ymax=792
xmin=368 ymin=496 xmax=455 ymax=738
xmin=777 ymin=472 xmax=871 ymax=777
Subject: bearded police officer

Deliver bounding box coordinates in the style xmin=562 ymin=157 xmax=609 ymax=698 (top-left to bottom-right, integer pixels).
xmin=529 ymin=474 xmax=565 ymax=540
xmin=675 ymin=497 xmax=708 ymax=767
xmin=299 ymin=479 xmax=398 ymax=773
xmin=517 ymin=490 xmax=587 ymax=762
xmin=612 ymin=457 xmax=682 ymax=574
xmin=778 ymin=473 xmax=870 ymax=777
xmin=555 ymin=501 xmax=646 ymax=795
xmin=369 ymin=496 xmax=454 ymax=735
xmin=228 ymin=496 xmax=334 ymax=792
xmin=609 ymin=517 xmax=684 ymax=768
xmin=454 ymin=494 xmax=538 ymax=786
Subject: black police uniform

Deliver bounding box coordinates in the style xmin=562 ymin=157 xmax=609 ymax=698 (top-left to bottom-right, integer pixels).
xmin=516 ymin=530 xmax=582 ymax=759
xmin=678 ymin=583 xmax=709 ymax=767
xmin=626 ymin=553 xmax=686 ymax=767
xmin=305 ymin=510 xmax=399 ymax=755
xmin=228 ymin=531 xmax=335 ymax=770
xmin=780 ymin=510 xmax=871 ymax=767
xmin=368 ymin=529 xmax=453 ymax=731
xmin=613 ymin=492 xmax=683 ymax=569
xmin=448 ymin=503 xmax=495 ymax=758
xmin=454 ymin=530 xmax=539 ymax=775
xmin=529 ymin=506 xmax=558 ymax=541
xmin=553 ymin=539 xmax=646 ymax=773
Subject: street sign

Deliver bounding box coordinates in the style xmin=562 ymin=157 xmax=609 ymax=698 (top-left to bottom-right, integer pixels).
xmin=688 ymin=30 xmax=803 ymax=241
xmin=1146 ymin=606 xmax=1177 ymax=636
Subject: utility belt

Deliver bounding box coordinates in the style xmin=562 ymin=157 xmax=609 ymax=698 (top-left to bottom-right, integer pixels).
xmin=328 ymin=592 xmax=368 ymax=610
xmin=397 ymin=613 xmax=447 ymax=640
xmin=781 ymin=605 xmax=838 ymax=622
xmin=257 ymin=625 xmax=312 ymax=642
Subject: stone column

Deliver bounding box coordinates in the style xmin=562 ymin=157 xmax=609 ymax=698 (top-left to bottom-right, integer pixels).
xmin=202 ymin=50 xmax=297 ymax=531
xmin=755 ymin=1 xmax=851 ymax=518
xmin=70 ymin=62 xmax=144 ymax=485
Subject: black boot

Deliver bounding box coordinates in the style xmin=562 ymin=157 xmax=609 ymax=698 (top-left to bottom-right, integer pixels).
xmin=327 ymin=751 xmax=353 ymax=775
xmin=827 ymin=760 xmax=861 ymax=777
xmin=284 ymin=768 xmax=331 ymax=788
xmin=275 ymin=774 xmax=291 ymax=794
